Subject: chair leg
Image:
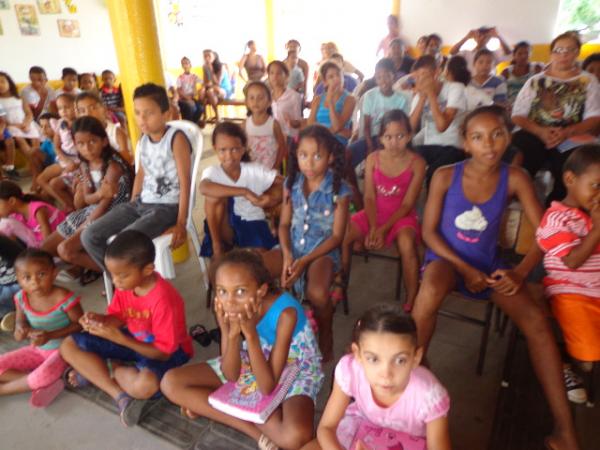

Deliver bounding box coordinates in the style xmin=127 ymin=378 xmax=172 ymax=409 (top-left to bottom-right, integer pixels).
xmin=586 ymin=362 xmax=596 ymax=408
xmin=476 ymin=302 xmax=494 ymax=375
xmin=103 ymin=271 xmax=113 ymax=305
xmin=205 ymin=283 xmax=213 ymax=309
xmin=395 ymin=257 xmax=402 ymax=301
xmin=501 ymin=324 xmax=519 ymax=387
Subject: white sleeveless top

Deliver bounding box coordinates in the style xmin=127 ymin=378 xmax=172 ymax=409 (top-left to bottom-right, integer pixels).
xmin=105 ymin=121 xmax=120 ymax=151
xmin=246 ymin=116 xmax=278 ymax=169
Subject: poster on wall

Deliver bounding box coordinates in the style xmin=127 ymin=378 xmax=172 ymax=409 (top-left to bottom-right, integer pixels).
xmin=57 ymin=19 xmax=80 ymax=37
xmin=0 ymin=1 xmax=9 ymax=11
xmin=37 ymin=0 xmax=61 ymax=14
xmin=15 ymin=4 xmax=40 ymax=36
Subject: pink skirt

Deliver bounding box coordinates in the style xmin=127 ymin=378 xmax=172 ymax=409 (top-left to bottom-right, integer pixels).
xmin=351 ymin=209 xmax=420 ymax=248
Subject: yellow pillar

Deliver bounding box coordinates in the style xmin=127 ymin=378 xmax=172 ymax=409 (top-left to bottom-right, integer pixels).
xmin=106 ymin=0 xmax=165 ymax=148
xmin=265 ymin=0 xmax=276 ymax=62
xmin=391 ymin=0 xmax=401 ymax=16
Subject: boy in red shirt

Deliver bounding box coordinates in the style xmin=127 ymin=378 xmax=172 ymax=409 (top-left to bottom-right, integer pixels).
xmin=60 ymin=230 xmax=192 ymax=426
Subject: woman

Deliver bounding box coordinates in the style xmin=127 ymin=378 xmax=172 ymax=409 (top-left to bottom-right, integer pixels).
xmin=238 ymin=40 xmax=266 ymax=82
xmin=201 ymin=49 xmax=233 ymax=122
xmin=511 ymin=31 xmax=600 ymax=203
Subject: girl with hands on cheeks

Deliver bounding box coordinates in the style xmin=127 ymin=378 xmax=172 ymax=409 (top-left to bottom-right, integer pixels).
xmin=161 ymin=250 xmax=324 ymax=450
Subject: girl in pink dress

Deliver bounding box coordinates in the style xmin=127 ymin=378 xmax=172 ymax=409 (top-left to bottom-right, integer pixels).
xmin=338 ymin=110 xmax=426 ymax=312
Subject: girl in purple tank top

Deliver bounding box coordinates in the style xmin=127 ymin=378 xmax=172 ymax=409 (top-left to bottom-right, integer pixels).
xmin=412 ymin=105 xmax=580 ymax=450
xmin=339 ymin=110 xmax=426 ymax=312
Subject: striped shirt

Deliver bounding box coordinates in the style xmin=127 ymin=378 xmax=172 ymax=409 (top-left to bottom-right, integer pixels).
xmin=14 ymin=290 xmax=80 ymax=350
xmin=536 ymin=202 xmax=600 ymax=298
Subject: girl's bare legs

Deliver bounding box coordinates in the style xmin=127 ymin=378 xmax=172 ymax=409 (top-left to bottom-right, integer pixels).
xmin=48 ymin=177 xmax=74 ymax=211
xmin=396 ymin=227 xmax=420 ymax=312
xmin=492 ymin=289 xmax=579 ymax=450
xmin=258 ymin=396 xmax=315 ymax=448
xmin=0 ymin=370 xmax=30 ymax=395
xmin=334 ymin=222 xmax=364 ymax=300
xmin=258 ymin=248 xmax=283 ymax=279
xmin=41 ymin=231 xmax=63 ymax=256
xmin=204 ymin=196 xmax=234 ymax=257
xmin=206 ymin=89 xmax=220 ymax=122
xmin=14 ymin=138 xmax=43 ymax=191
xmin=305 ymin=256 xmax=335 ymax=362
xmin=57 ymin=230 xmax=102 ymax=272
xmin=37 ymin=164 xmax=74 ymax=210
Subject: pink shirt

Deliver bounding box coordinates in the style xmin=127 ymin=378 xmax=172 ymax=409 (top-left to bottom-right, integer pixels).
xmin=9 ymin=201 xmax=66 ymax=245
xmin=272 ymin=88 xmax=302 ymax=138
xmin=335 ymin=354 xmax=450 ymax=437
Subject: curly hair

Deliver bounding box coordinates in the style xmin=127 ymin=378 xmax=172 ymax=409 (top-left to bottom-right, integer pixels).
xmin=211 ymin=248 xmax=277 ymax=293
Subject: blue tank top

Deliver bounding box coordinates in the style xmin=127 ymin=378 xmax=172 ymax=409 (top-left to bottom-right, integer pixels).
xmin=256 ymin=291 xmax=307 ymax=346
xmin=315 ymin=90 xmax=351 ymax=145
xmin=425 ymin=161 xmax=509 ymax=274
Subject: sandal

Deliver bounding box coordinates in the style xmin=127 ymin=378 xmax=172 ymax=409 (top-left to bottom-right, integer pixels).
xmin=62 ymin=367 xmax=90 ymax=389
xmin=209 ymin=327 xmax=221 ymax=344
xmin=329 ymin=280 xmax=347 ymax=307
xmin=402 ymin=302 xmax=413 ymax=314
xmin=189 ymin=324 xmax=211 ymax=347
xmin=258 ymin=434 xmax=279 ymax=450
xmin=116 ymin=392 xmax=146 ymax=427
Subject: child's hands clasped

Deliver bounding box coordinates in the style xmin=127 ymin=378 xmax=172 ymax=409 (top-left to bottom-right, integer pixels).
xmin=28 ymin=330 xmax=50 ymax=347
xmin=282 ymin=256 xmax=307 ymax=288
xmin=487 ymin=269 xmax=523 ymax=296
xmin=79 ymin=312 xmax=105 ymax=331
xmin=365 ymin=227 xmax=385 ymax=250
xmin=461 ymin=266 xmax=490 ymax=293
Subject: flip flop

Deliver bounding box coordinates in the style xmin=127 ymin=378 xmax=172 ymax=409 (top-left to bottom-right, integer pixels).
xmin=62 ymin=367 xmax=90 ymax=389
xmin=189 ymin=324 xmax=211 ymax=347
xmin=209 ymin=327 xmax=221 ymax=344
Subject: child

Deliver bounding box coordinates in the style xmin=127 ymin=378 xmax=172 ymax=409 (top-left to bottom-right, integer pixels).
xmin=268 ymin=61 xmax=303 ymax=144
xmin=285 ymin=50 xmax=306 ymax=94
xmin=0 ymin=72 xmax=45 ymax=189
xmin=81 ymin=83 xmax=191 ymax=271
xmin=583 ymin=53 xmax=600 ymax=81
xmin=161 ymin=249 xmax=323 ymax=449
xmin=199 ymin=122 xmax=281 ymax=259
xmin=275 ymin=125 xmax=351 ymax=361
xmin=99 ymin=69 xmax=125 ymax=119
xmin=55 ymin=67 xmax=81 ymax=97
xmin=75 ymin=91 xmax=132 ymax=165
xmin=244 ymin=81 xmax=287 ymax=170
xmin=37 ymin=112 xmax=58 ymax=167
xmin=0 ymin=180 xmax=65 ymax=248
xmin=201 ymin=50 xmax=233 ymax=122
xmin=315 ymin=305 xmax=450 ymax=450
xmin=500 ymin=41 xmax=543 ymax=110
xmin=41 ymin=117 xmax=133 ymax=277
xmin=339 ymin=111 xmax=426 ymax=313
xmin=176 ymin=56 xmax=203 ymax=123
xmin=0 ymin=235 xmax=24 ymax=331
xmin=468 ymin=49 xmax=508 ymax=109
xmin=79 ymin=73 xmax=98 ymax=94
xmin=348 ymin=58 xmax=410 ymax=169
xmin=411 ymin=105 xmax=579 ymax=450
xmin=535 ymin=145 xmax=600 ymax=404
xmin=0 ymin=104 xmax=17 ymax=178
xmin=60 ymin=231 xmax=192 ymax=426
xmin=0 ymin=249 xmax=83 ymax=407
xmin=20 ymin=66 xmax=57 ymax=120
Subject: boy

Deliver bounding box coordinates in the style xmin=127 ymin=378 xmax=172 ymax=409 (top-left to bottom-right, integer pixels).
xmin=21 ymin=66 xmax=57 ymax=120
xmin=348 ymin=58 xmax=410 ymax=168
xmin=176 ymin=57 xmax=203 ymax=123
xmin=80 ymin=83 xmax=192 ymax=270
xmin=60 ymin=231 xmax=192 ymax=426
xmin=536 ymin=145 xmax=600 ymax=405
xmin=37 ymin=112 xmax=58 ymax=167
xmin=99 ymin=69 xmax=125 ymax=122
xmin=56 ymin=67 xmax=81 ymax=97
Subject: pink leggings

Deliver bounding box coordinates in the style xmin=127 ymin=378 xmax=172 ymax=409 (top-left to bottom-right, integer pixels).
xmin=0 ymin=345 xmax=67 ymax=390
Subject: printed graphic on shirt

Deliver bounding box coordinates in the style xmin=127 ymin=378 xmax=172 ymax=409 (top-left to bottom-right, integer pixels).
xmin=455 ymin=206 xmax=488 ymax=243
xmin=529 ymin=76 xmax=591 ymax=126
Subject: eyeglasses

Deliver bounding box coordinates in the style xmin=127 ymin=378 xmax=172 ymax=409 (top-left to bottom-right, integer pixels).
xmin=551 ymin=47 xmax=577 ymax=54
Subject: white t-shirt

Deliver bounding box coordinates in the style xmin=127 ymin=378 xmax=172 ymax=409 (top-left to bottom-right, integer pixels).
xmin=459 ymin=48 xmax=508 ymax=72
xmin=361 ymin=87 xmax=410 ymax=136
xmin=200 ymin=162 xmax=277 ymax=221
xmin=410 ymin=81 xmax=467 ymax=147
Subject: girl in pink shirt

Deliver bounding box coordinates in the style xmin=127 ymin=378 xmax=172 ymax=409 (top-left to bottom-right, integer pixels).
xmin=315 ymin=304 xmax=451 ymax=450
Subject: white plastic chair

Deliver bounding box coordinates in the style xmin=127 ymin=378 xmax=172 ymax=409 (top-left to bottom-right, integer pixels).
xmin=103 ymin=120 xmax=209 ymax=302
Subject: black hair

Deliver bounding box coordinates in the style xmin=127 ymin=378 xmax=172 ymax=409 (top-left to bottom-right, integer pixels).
xmin=133 ymin=83 xmax=170 ymax=113
xmin=38 ymin=112 xmax=58 ymax=122
xmin=375 ymin=58 xmax=395 ymax=73
xmin=563 ymin=145 xmax=600 ymax=176
xmin=181 ymin=56 xmax=191 ymax=64
xmin=412 ymin=55 xmax=437 ymax=71
xmin=446 ymin=55 xmax=471 ymax=85
xmin=203 ymin=49 xmax=223 ymax=78
xmin=378 ymin=109 xmax=412 ymax=138
xmin=330 ymin=53 xmax=344 ymax=62
xmin=56 ymin=92 xmax=76 ymax=104
xmin=425 ymin=33 xmax=442 ymax=47
xmin=105 ymin=230 xmax=155 ymax=268
xmin=267 ymin=60 xmax=289 ymax=77
xmin=29 ymin=66 xmax=47 ymax=77
xmin=474 ymin=48 xmax=494 ymax=63
xmin=15 ymin=248 xmax=55 ymax=269
xmin=101 ymin=69 xmax=115 ymax=77
xmin=0 ymin=72 xmax=20 ymax=98
xmin=212 ymin=121 xmax=250 ymax=162
xmin=583 ymin=53 xmax=600 ymax=71
xmin=352 ymin=304 xmax=417 ymax=346
xmin=62 ymin=67 xmax=78 ymax=79
xmin=75 ymin=91 xmax=102 ymax=105
xmin=461 ymin=104 xmax=510 ymax=136
xmin=319 ymin=61 xmax=341 ymax=82
xmin=79 ymin=72 xmax=97 ymax=87
xmin=551 ymin=31 xmax=581 ymax=51
xmin=244 ymin=81 xmax=273 ymax=117
xmin=513 ymin=41 xmax=531 ymax=54
xmin=286 ymin=125 xmax=345 ymax=196
xmin=286 ymin=39 xmax=301 ymax=49
xmin=0 ymin=180 xmax=38 ymax=203
xmin=211 ymin=248 xmax=277 ymax=293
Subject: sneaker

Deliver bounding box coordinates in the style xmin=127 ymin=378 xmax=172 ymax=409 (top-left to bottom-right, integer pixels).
xmin=563 ymin=365 xmax=587 ymax=404
xmin=0 ymin=312 xmax=16 ymax=332
xmin=2 ymin=168 xmax=20 ymax=180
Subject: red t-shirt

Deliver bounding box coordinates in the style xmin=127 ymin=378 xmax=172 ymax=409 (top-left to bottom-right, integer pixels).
xmin=107 ymin=273 xmax=193 ymax=356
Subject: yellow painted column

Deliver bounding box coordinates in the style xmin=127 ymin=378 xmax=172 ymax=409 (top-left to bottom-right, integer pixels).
xmin=391 ymin=0 xmax=401 ymax=16
xmin=106 ymin=0 xmax=165 ymax=147
xmin=265 ymin=0 xmax=276 ymax=62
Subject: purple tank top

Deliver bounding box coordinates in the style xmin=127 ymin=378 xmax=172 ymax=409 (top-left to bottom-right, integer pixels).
xmin=425 ymin=161 xmax=509 ymax=274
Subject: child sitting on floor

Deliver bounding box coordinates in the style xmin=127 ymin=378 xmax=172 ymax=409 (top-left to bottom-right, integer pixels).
xmin=536 ymin=145 xmax=600 ymax=405
xmin=55 ymin=67 xmax=81 ymax=98
xmin=60 ymin=231 xmax=192 ymax=427
xmin=37 ymin=112 xmax=58 ymax=167
xmin=0 ymin=235 xmax=24 ymax=332
xmin=0 ymin=249 xmax=83 ymax=407
xmin=467 ymin=49 xmax=508 ymax=109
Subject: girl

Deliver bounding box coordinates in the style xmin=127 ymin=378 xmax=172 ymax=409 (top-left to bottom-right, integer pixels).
xmin=468 ymin=49 xmax=508 ymax=109
xmin=42 ymin=117 xmax=133 ymax=278
xmin=315 ymin=304 xmax=450 ymax=450
xmin=37 ymin=93 xmax=79 ymax=211
xmin=201 ymin=49 xmax=233 ymax=122
xmin=412 ymin=105 xmax=579 ymax=450
xmin=0 ymin=72 xmax=45 ymax=190
xmin=244 ymin=81 xmax=287 ymax=170
xmin=275 ymin=125 xmax=351 ymax=361
xmin=161 ymin=249 xmax=324 ymax=450
xmin=500 ymin=41 xmax=543 ymax=110
xmin=338 ymin=111 xmax=426 ymax=313
xmin=268 ymin=61 xmax=303 ymax=144
xmin=199 ymin=122 xmax=282 ymax=260
xmin=0 ymin=180 xmax=65 ymax=248
xmin=239 ymin=40 xmax=267 ymax=82
xmin=79 ymin=73 xmax=98 ymax=94
xmin=0 ymin=249 xmax=83 ymax=407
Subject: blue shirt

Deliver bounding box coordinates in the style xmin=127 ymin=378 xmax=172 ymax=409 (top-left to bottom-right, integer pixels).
xmin=256 ymin=292 xmax=306 ymax=345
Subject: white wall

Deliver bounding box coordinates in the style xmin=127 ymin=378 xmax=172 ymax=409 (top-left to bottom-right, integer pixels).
xmin=0 ymin=0 xmax=118 ymax=82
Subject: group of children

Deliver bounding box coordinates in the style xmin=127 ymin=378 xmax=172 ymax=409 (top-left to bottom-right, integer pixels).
xmin=0 ymin=28 xmax=598 ymax=450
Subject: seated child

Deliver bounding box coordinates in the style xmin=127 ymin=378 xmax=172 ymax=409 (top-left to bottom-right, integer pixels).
xmin=37 ymin=113 xmax=58 ymax=167
xmin=0 ymin=235 xmax=24 ymax=331
xmin=199 ymin=122 xmax=281 ymax=258
xmin=161 ymin=249 xmax=323 ymax=450
xmin=536 ymin=145 xmax=600 ymax=404
xmin=467 ymin=49 xmax=508 ymax=109
xmin=339 ymin=110 xmax=425 ymax=313
xmin=81 ymin=83 xmax=191 ymax=271
xmin=60 ymin=231 xmax=192 ymax=426
xmin=315 ymin=305 xmax=450 ymax=450
xmin=99 ymin=70 xmax=125 ymax=124
xmin=79 ymin=73 xmax=98 ymax=94
xmin=0 ymin=104 xmax=17 ymax=178
xmin=176 ymin=57 xmax=203 ymax=123
xmin=0 ymin=180 xmax=65 ymax=248
xmin=55 ymin=67 xmax=81 ymax=97
xmin=0 ymin=249 xmax=83 ymax=407
xmin=411 ymin=106 xmax=579 ymax=450
xmin=20 ymin=66 xmax=58 ymax=120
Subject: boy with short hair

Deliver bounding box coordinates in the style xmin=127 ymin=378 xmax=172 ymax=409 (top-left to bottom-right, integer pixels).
xmin=37 ymin=112 xmax=58 ymax=168
xmin=80 ymin=83 xmax=192 ymax=270
xmin=60 ymin=230 xmax=193 ymax=426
